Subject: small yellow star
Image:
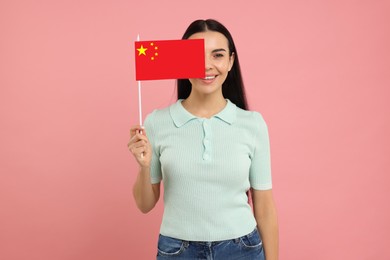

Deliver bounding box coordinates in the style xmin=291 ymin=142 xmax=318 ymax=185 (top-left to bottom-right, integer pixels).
xmin=137 ymin=45 xmax=147 ymax=56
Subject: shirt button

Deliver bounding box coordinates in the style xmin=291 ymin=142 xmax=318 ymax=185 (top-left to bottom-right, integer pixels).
xmin=203 ymin=121 xmax=210 ymax=130
xmin=203 ymin=154 xmax=209 ymax=160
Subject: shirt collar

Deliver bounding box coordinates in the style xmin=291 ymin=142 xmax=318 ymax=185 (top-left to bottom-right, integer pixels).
xmin=170 ymin=99 xmax=237 ymax=128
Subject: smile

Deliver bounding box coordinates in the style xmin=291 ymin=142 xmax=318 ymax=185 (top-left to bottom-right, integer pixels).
xmin=202 ymin=75 xmax=217 ymax=80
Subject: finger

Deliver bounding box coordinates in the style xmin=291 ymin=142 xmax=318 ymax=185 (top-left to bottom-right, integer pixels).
xmin=130 ymin=125 xmax=144 ymax=137
xmin=130 ymin=125 xmax=145 ymax=135
xmin=131 ymin=133 xmax=149 ymax=144
xmin=128 ymin=140 xmax=149 ymax=152
xmin=133 ymin=146 xmax=147 ymax=158
xmin=133 ymin=140 xmax=147 ymax=148
xmin=129 ymin=132 xmax=147 ymax=145
xmin=128 ymin=142 xmax=145 ymax=152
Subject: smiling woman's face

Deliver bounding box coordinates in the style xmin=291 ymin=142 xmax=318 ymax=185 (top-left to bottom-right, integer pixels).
xmin=188 ymin=30 xmax=235 ymax=96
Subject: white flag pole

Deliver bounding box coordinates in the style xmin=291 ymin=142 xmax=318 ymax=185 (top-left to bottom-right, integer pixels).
xmin=137 ymin=34 xmax=143 ymax=127
xmin=138 ymin=77 xmax=143 ymax=127
xmin=136 ymin=34 xmax=144 ymax=158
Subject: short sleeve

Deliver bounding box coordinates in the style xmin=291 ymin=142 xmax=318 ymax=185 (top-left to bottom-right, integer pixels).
xmin=144 ymin=111 xmax=162 ymax=184
xmin=249 ymin=112 xmax=272 ymax=190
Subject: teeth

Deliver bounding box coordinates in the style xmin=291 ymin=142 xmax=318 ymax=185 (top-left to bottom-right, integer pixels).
xmin=204 ymin=75 xmax=216 ymax=80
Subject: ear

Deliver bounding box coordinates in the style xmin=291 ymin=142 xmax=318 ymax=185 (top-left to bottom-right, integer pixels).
xmin=228 ymin=52 xmax=235 ymax=71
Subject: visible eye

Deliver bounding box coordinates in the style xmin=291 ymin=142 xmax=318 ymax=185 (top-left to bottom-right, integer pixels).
xmin=214 ymin=53 xmax=224 ymax=58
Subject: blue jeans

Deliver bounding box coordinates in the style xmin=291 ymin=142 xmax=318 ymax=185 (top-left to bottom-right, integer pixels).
xmin=156 ymin=229 xmax=264 ymax=259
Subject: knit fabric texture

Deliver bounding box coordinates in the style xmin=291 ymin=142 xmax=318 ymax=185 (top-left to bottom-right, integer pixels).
xmin=144 ymin=99 xmax=272 ymax=241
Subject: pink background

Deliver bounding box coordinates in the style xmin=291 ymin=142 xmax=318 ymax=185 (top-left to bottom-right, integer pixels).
xmin=1 ymin=0 xmax=389 ymax=259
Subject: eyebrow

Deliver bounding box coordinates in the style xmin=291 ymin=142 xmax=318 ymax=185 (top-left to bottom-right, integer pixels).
xmin=212 ymin=48 xmax=227 ymax=53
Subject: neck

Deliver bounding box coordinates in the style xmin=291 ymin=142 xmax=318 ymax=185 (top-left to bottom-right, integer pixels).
xmin=182 ymin=92 xmax=227 ymax=119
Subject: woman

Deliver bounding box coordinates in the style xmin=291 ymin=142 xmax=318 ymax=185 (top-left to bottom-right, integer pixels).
xmin=129 ymin=19 xmax=278 ymax=259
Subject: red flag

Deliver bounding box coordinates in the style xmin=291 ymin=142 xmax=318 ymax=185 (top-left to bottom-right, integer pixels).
xmin=135 ymin=39 xmax=205 ymax=80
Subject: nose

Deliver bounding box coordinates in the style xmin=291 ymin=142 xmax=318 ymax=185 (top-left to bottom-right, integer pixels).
xmin=205 ymin=56 xmax=213 ymax=71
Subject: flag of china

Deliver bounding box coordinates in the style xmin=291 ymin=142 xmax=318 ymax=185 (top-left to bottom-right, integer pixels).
xmin=135 ymin=39 xmax=205 ymax=80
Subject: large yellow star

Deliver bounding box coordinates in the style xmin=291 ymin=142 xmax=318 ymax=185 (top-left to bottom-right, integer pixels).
xmin=137 ymin=45 xmax=147 ymax=56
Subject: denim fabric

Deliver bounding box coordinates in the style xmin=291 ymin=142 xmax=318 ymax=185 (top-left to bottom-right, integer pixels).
xmin=156 ymin=229 xmax=264 ymax=260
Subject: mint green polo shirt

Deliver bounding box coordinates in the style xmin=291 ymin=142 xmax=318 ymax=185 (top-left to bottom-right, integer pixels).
xmin=144 ymin=99 xmax=272 ymax=241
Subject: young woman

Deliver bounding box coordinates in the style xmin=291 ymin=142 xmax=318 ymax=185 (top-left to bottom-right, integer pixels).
xmin=129 ymin=19 xmax=278 ymax=259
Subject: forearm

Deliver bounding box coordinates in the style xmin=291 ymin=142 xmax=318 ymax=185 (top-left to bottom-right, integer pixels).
xmin=255 ymin=206 xmax=279 ymax=260
xmin=133 ymin=166 xmax=158 ymax=213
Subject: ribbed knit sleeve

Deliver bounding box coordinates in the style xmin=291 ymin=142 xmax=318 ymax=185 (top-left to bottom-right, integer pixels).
xmin=249 ymin=112 xmax=273 ymax=190
xmin=144 ymin=111 xmax=162 ymax=184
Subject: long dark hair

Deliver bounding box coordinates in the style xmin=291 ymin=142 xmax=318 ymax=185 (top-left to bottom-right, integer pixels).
xmin=177 ymin=19 xmax=248 ymax=110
